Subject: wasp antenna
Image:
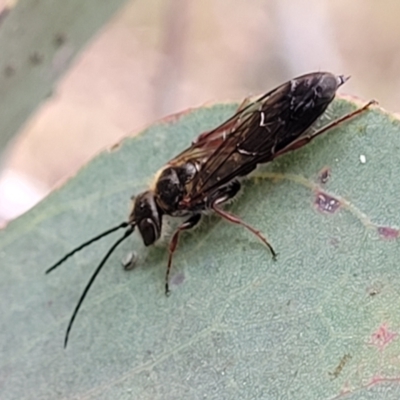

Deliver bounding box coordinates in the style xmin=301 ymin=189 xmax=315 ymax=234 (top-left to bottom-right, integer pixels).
xmin=64 ymin=226 xmax=134 ymax=348
xmin=46 ymin=222 xmax=130 ymax=274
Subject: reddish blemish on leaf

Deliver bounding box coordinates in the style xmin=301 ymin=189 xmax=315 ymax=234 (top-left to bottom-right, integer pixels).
xmin=171 ymin=272 xmax=185 ymax=286
xmin=377 ymin=226 xmax=399 ymax=240
xmin=159 ymin=108 xmax=193 ymax=125
xmin=329 ymin=238 xmax=340 ymax=248
xmin=314 ymin=192 xmax=341 ymax=214
xmin=366 ymin=376 xmax=400 ymax=389
xmin=368 ymin=323 xmax=397 ymax=352
xmin=318 ymin=167 xmax=331 ymax=184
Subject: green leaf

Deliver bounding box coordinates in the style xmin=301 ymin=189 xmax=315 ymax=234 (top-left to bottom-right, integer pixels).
xmin=2 ymin=97 xmax=400 ymax=399
xmin=0 ymin=0 xmax=129 ymax=154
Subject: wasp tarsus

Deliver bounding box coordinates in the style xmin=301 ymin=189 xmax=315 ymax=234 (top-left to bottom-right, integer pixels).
xmin=46 ymin=72 xmax=374 ymax=347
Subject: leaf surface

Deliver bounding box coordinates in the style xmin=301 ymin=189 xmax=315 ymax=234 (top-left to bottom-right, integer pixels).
xmin=1 ymin=98 xmax=400 ymax=399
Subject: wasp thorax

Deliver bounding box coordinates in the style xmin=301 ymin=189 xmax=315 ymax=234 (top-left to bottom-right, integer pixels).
xmin=130 ymin=191 xmax=163 ymax=246
xmin=155 ymin=164 xmax=197 ymax=212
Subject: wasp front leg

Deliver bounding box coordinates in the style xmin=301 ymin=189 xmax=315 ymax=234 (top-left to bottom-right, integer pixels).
xmin=166 ymin=214 xmax=201 ymax=295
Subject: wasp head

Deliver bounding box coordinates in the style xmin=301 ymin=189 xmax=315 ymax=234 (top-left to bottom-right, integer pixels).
xmin=130 ymin=191 xmax=163 ymax=246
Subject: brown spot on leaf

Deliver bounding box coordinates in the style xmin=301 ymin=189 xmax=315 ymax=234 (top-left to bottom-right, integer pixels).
xmin=3 ymin=64 xmax=15 ymax=77
xmin=110 ymin=142 xmax=121 ymax=152
xmin=54 ymin=33 xmax=67 ymax=48
xmin=367 ymin=281 xmax=383 ymax=297
xmin=318 ymin=166 xmax=331 ymax=184
xmin=329 ymin=353 xmax=352 ymax=380
xmin=315 ymin=192 xmax=340 ymax=214
xmin=377 ymin=226 xmax=399 ymax=240
xmin=29 ymin=52 xmax=44 ymax=65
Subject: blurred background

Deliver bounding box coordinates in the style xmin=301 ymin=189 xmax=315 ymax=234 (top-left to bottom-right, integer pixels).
xmin=1 ymin=0 xmax=400 ymax=224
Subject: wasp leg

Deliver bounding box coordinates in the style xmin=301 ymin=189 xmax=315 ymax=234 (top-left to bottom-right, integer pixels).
xmin=235 ymin=96 xmax=252 ymax=112
xmin=166 ymin=214 xmax=201 ymax=295
xmin=274 ymin=100 xmax=376 ymax=157
xmin=210 ymin=180 xmax=276 ymax=259
xmin=212 ymin=204 xmax=277 ymax=260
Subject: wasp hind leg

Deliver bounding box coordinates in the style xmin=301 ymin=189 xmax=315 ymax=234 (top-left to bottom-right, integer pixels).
xmin=211 ymin=180 xmax=277 ymax=260
xmin=274 ymin=100 xmax=376 ymax=157
xmin=165 ymin=214 xmax=201 ymax=295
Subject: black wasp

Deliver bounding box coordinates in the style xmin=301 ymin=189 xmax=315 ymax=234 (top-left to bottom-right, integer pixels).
xmin=47 ymin=72 xmax=373 ymax=346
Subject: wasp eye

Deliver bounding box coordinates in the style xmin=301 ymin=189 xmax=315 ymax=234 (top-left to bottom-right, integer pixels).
xmin=139 ymin=218 xmax=159 ymax=246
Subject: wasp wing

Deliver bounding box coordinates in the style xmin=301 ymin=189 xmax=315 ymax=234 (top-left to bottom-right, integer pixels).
xmin=165 ymin=74 xmax=298 ymax=172
xmin=185 ymin=72 xmax=345 ymax=204
xmin=166 ymin=94 xmax=273 ymax=169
